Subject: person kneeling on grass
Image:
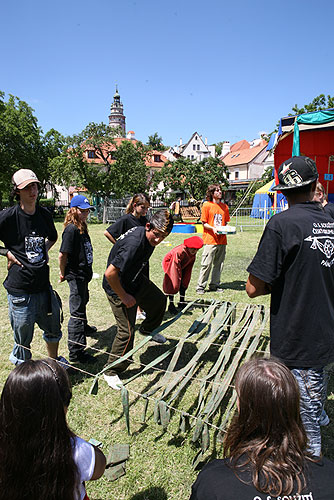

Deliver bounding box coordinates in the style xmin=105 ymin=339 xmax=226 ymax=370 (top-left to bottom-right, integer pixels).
xmin=190 ymin=357 xmax=334 ymax=500
xmin=102 ymin=209 xmax=174 ymax=390
xmin=162 ymin=235 xmax=203 ymax=315
xmin=0 ymin=359 xmax=106 ymax=500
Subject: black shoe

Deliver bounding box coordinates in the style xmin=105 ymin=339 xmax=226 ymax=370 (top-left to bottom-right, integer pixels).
xmin=85 ymin=325 xmax=97 ymax=336
xmin=168 ymin=303 xmax=178 ymax=315
xmin=70 ymin=351 xmax=97 ymax=364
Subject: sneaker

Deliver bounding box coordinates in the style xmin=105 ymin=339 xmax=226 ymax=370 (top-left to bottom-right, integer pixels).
xmin=168 ymin=303 xmax=178 ymax=315
xmin=196 ymin=289 xmax=205 ymax=295
xmin=70 ymin=351 xmax=97 ymax=364
xmin=136 ymin=311 xmax=146 ymax=320
xmin=56 ymin=355 xmax=71 ymax=370
xmin=103 ymin=373 xmax=123 ymax=390
xmin=151 ymin=333 xmax=167 ymax=344
xmin=209 ymin=286 xmax=224 ymax=292
xmin=139 ymin=326 xmax=167 ymax=344
xmin=85 ymin=325 xmax=97 ymax=336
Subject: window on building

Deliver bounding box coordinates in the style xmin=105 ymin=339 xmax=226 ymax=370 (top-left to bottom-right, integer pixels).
xmin=197 ymin=144 xmax=200 ymax=150
xmin=191 ymin=155 xmax=194 ymax=160
xmin=87 ymin=151 xmax=97 ymax=159
xmin=235 ymin=171 xmax=239 ymax=180
xmin=193 ymin=144 xmax=196 ymax=150
xmin=154 ymin=155 xmax=161 ymax=162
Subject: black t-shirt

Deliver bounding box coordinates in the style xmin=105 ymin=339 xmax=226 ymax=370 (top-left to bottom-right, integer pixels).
xmin=59 ymin=224 xmax=93 ymax=282
xmin=102 ymin=226 xmax=153 ymax=297
xmin=106 ymin=213 xmax=148 ymax=240
xmin=190 ymin=457 xmax=334 ymax=500
xmin=0 ymin=204 xmax=57 ymax=294
xmin=323 ymin=202 xmax=334 ymax=218
xmin=247 ymin=202 xmax=334 ymax=367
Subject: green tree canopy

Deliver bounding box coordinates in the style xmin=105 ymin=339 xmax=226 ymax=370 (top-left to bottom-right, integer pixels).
xmin=152 ymin=156 xmax=229 ymax=202
xmin=290 ymin=94 xmax=334 ymax=115
xmin=146 ymin=132 xmax=165 ymax=151
xmin=0 ymin=91 xmax=62 ymax=205
xmin=50 ymin=122 xmax=149 ymax=198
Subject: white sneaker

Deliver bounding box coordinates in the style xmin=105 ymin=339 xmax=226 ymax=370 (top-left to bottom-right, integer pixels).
xmin=151 ymin=333 xmax=167 ymax=344
xmin=136 ymin=311 xmax=146 ymax=320
xmin=103 ymin=373 xmax=123 ymax=390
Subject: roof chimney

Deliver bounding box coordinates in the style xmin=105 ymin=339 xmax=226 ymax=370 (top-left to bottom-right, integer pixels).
xmin=127 ymin=131 xmax=135 ymax=140
xmin=179 ymin=138 xmax=182 ymax=146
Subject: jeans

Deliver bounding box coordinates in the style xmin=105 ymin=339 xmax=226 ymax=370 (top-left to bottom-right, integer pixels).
xmin=7 ymin=289 xmax=62 ymax=365
xmin=291 ymin=367 xmax=328 ymax=457
xmin=68 ymin=279 xmax=89 ymax=360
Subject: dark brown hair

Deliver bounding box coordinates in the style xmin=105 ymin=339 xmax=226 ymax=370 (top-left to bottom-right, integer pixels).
xmin=224 ymin=357 xmax=309 ymax=496
xmin=206 ymin=184 xmax=222 ymax=201
xmin=0 ymin=359 xmax=78 ymax=500
xmin=64 ymin=206 xmax=87 ymax=234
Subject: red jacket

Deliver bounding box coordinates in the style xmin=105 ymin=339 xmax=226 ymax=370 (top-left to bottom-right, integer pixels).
xmin=162 ymin=244 xmax=196 ymax=294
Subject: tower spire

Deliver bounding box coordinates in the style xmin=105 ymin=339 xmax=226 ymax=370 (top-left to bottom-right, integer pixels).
xmin=108 ymin=85 xmax=126 ymax=137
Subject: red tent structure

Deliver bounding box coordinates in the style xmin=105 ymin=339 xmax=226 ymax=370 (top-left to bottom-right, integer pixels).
xmin=274 ymin=110 xmax=334 ymax=201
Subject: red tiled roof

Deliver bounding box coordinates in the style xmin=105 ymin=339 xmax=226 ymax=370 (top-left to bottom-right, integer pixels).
xmin=223 ymin=140 xmax=268 ymax=166
xmin=230 ymin=140 xmax=250 ymax=152
xmin=84 ymin=139 xmax=167 ymax=168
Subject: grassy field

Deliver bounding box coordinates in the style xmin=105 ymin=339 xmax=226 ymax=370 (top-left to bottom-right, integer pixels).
xmin=0 ymin=223 xmax=333 ymax=500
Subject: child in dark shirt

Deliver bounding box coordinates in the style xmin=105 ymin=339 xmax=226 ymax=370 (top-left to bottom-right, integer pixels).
xmin=104 ymin=193 xmax=150 ymax=321
xmin=102 ymin=209 xmax=173 ymax=390
xmin=104 ymin=193 xmax=150 ymax=244
xmin=59 ymin=196 xmax=96 ymax=365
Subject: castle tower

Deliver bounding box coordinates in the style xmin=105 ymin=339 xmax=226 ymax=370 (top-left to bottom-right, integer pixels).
xmin=108 ymin=86 xmax=126 ymax=137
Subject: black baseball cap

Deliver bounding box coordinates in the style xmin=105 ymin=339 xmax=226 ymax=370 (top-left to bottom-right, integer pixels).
xmin=272 ymin=156 xmax=318 ymax=191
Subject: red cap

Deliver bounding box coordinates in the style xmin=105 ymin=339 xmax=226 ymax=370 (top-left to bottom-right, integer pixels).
xmin=184 ymin=236 xmax=203 ymax=249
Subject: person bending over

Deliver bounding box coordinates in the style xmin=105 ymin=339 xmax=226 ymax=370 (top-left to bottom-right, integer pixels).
xmin=162 ymin=235 xmax=203 ymax=314
xmin=103 ymin=209 xmax=174 ymax=390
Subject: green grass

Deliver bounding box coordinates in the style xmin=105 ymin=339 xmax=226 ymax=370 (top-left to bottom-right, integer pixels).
xmin=0 ymin=224 xmax=333 ymax=499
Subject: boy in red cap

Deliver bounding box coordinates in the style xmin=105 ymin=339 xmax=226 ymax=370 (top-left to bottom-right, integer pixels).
xmin=162 ymin=235 xmax=203 ymax=314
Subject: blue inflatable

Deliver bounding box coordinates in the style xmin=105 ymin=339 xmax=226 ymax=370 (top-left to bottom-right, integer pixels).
xmin=171 ymin=224 xmax=196 ymax=233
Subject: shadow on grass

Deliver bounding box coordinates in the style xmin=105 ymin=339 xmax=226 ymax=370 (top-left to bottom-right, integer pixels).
xmin=221 ymin=280 xmax=246 ymax=291
xmin=129 ymin=486 xmax=167 ymax=500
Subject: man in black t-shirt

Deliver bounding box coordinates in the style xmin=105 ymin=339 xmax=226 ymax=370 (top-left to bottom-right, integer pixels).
xmin=102 ymin=210 xmax=174 ymax=390
xmin=0 ymin=169 xmax=64 ymax=365
xmin=246 ymin=156 xmax=334 ymax=457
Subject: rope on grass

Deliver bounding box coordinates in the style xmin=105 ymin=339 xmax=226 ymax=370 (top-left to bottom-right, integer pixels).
xmin=9 ymin=299 xmax=269 ymax=463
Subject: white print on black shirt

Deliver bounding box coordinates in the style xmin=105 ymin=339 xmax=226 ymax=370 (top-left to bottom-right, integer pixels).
xmin=304 ymin=222 xmax=334 ymax=267
xmin=253 ymin=491 xmax=313 ymax=500
xmin=25 ymin=234 xmax=45 ymax=264
xmin=253 ymin=491 xmax=314 ymax=500
xmin=213 ymin=214 xmax=223 ymax=227
xmin=84 ymin=240 xmax=93 ymax=265
xmin=118 ymin=226 xmax=137 ymax=241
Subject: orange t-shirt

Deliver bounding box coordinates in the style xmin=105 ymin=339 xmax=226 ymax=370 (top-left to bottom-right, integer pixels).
xmin=201 ymin=201 xmax=230 ymax=245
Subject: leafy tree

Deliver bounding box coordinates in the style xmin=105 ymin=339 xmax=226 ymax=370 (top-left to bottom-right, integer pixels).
xmin=0 ymin=91 xmax=62 ymax=207
xmin=290 ymin=94 xmax=334 ymax=115
xmin=152 ymin=156 xmax=229 ymax=202
xmin=50 ymin=122 xmax=149 ymax=198
xmin=146 ymin=132 xmax=165 ymax=151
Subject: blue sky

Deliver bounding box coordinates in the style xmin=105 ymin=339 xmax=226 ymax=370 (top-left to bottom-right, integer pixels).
xmin=2 ymin=0 xmax=333 ymax=148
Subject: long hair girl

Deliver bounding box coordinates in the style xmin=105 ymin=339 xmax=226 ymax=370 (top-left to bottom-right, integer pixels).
xmin=64 ymin=206 xmax=88 ymax=234
xmin=224 ymin=357 xmax=309 ymax=496
xmin=125 ymin=193 xmax=150 ymax=215
xmin=0 ymin=359 xmax=78 ymax=500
